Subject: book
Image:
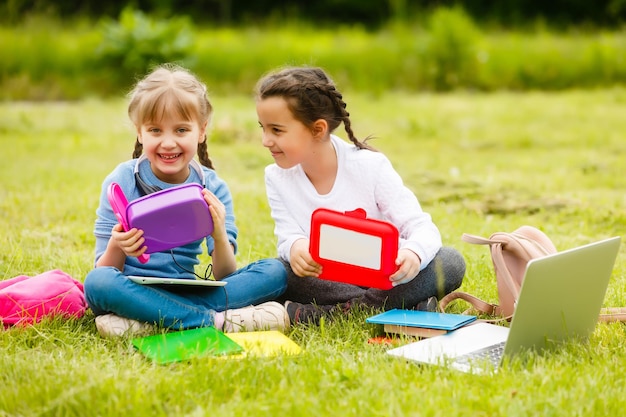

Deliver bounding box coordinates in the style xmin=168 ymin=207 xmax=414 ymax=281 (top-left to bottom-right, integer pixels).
xmin=226 ymin=331 xmax=302 ymax=357
xmin=366 ymin=309 xmax=477 ymax=338
xmin=132 ymin=327 xmax=244 ymax=364
xmin=382 ymin=323 xmax=448 ymax=338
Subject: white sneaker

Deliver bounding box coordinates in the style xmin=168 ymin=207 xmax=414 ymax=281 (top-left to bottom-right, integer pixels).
xmin=95 ymin=314 xmax=154 ymax=338
xmin=223 ymin=301 xmax=290 ymax=333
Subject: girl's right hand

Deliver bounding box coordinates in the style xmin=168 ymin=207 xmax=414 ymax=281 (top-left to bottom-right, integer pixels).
xmin=290 ymin=239 xmax=322 ymax=277
xmin=201 ymin=189 xmax=229 ymax=245
xmin=110 ymin=223 xmax=148 ymax=258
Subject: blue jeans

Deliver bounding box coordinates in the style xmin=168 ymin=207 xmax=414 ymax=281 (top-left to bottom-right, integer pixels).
xmin=84 ymin=258 xmax=287 ymax=329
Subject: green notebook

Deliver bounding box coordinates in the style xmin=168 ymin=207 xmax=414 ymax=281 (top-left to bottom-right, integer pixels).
xmin=132 ymin=327 xmax=244 ymax=364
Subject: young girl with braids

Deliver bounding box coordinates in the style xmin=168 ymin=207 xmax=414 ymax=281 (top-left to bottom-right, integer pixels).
xmin=255 ymin=66 xmax=466 ymax=324
xmin=84 ymin=64 xmax=289 ymax=337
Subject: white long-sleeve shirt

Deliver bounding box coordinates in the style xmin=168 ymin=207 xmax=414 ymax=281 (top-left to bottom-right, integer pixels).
xmin=265 ymin=135 xmax=442 ymax=270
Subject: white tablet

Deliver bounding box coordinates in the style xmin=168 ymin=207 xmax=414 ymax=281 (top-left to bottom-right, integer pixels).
xmin=127 ymin=276 xmax=227 ymax=287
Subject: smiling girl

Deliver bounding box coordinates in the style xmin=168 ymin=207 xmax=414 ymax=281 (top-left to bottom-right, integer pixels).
xmin=84 ymin=64 xmax=289 ymax=337
xmin=255 ymin=66 xmax=466 ymax=324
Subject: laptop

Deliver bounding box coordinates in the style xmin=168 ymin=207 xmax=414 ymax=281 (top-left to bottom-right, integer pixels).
xmin=387 ymin=236 xmax=621 ymax=373
xmin=128 ymin=276 xmax=227 ymax=287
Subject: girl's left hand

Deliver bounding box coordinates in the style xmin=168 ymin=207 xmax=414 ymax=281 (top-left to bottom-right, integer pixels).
xmin=202 ymin=189 xmax=228 ymax=243
xmin=389 ymin=249 xmax=421 ymax=286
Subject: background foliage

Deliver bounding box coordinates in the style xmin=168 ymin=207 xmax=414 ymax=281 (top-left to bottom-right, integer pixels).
xmin=3 ymin=0 xmax=626 ymax=27
xmin=3 ymin=6 xmax=626 ymax=101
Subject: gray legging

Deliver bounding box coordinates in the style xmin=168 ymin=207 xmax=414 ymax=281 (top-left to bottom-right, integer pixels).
xmin=276 ymin=246 xmax=466 ymax=310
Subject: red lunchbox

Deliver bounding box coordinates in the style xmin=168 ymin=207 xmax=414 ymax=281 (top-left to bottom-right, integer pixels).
xmin=309 ymin=208 xmax=399 ymax=290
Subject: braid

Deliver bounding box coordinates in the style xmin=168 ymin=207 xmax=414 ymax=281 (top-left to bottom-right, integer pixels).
xmin=256 ymin=66 xmax=377 ymax=151
xmin=197 ymin=139 xmax=215 ymax=170
xmin=326 ymin=85 xmax=375 ymax=151
xmin=132 ymin=138 xmax=143 ymax=159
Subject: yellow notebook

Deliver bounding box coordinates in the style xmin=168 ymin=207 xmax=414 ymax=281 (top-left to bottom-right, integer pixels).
xmin=226 ymin=331 xmax=302 ymax=357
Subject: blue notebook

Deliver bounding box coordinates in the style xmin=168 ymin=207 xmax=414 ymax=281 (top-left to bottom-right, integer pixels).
xmin=366 ymin=309 xmax=477 ymax=331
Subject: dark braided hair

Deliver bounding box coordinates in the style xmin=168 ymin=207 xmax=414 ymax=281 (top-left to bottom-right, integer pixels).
xmin=128 ymin=63 xmax=215 ymax=169
xmin=255 ymin=66 xmax=375 ymax=151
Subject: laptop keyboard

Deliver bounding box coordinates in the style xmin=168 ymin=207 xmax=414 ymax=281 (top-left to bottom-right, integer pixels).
xmin=453 ymin=341 xmax=506 ymax=368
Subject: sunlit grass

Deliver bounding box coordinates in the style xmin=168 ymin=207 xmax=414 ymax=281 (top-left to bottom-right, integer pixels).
xmin=1 ymin=90 xmax=626 ymax=416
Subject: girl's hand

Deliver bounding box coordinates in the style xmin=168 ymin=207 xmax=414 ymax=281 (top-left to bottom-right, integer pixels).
xmin=201 ymin=189 xmax=237 ymax=279
xmin=389 ymin=248 xmax=422 ymax=286
xmin=202 ymin=189 xmax=228 ymax=244
xmin=111 ymin=223 xmax=148 ymax=258
xmin=290 ymin=239 xmax=322 ymax=277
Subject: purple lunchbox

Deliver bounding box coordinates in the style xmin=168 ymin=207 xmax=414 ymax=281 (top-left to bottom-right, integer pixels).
xmin=108 ymin=183 xmax=213 ymax=258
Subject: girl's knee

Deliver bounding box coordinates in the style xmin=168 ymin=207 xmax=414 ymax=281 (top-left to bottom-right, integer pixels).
xmin=84 ymin=266 xmax=121 ymax=295
xmin=437 ymin=246 xmax=466 ymax=289
xmin=265 ymin=258 xmax=288 ymax=287
xmin=255 ymin=258 xmax=286 ymax=273
xmin=424 ymin=247 xmax=466 ymax=293
xmin=242 ymin=258 xmax=288 ymax=290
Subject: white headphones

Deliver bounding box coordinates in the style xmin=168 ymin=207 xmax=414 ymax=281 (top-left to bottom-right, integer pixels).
xmin=133 ymin=154 xmax=206 ymax=196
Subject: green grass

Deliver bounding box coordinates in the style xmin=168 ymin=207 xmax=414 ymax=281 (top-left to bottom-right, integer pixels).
xmin=1 ymin=89 xmax=626 ymax=416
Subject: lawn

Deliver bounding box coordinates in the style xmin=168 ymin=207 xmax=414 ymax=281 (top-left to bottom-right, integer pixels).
xmin=1 ymin=89 xmax=626 ymax=416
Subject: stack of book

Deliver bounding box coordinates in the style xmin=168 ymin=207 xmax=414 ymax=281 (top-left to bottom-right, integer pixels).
xmin=366 ymin=309 xmax=477 ymax=338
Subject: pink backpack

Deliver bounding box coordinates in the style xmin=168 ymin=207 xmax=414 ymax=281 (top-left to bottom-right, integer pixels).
xmin=0 ymin=269 xmax=87 ymax=328
xmin=440 ymin=226 xmax=626 ymax=322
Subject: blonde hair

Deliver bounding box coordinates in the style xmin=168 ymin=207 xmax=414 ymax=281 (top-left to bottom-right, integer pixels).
xmin=129 ymin=64 xmax=215 ymax=169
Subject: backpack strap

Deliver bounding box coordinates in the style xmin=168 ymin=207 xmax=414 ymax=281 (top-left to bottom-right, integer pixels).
xmin=488 ymin=231 xmax=553 ymax=310
xmin=437 ymin=234 xmax=510 ymax=318
xmin=461 ymin=232 xmax=519 ymax=300
xmin=438 ymin=291 xmax=504 ymax=316
xmin=461 ymin=232 xmax=522 ymax=315
xmin=487 ymin=237 xmax=522 ymax=307
xmin=461 ymin=233 xmax=506 ymax=246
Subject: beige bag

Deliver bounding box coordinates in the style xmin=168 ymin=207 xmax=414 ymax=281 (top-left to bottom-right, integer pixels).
xmin=439 ymin=226 xmax=626 ymax=322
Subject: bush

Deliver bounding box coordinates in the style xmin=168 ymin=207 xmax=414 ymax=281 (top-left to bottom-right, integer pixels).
xmin=96 ymin=8 xmax=195 ymax=80
xmin=425 ymin=6 xmax=482 ymax=91
xmin=3 ymin=9 xmax=626 ymax=100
